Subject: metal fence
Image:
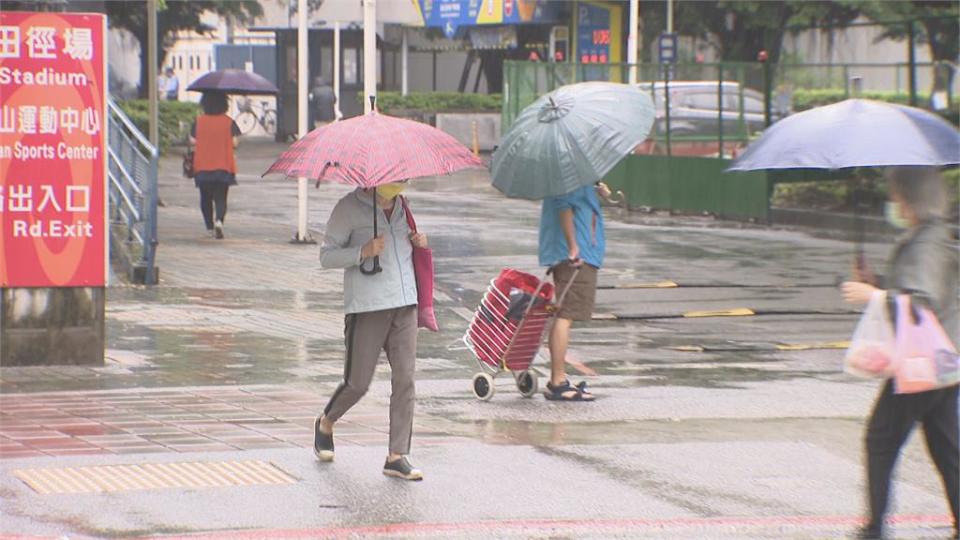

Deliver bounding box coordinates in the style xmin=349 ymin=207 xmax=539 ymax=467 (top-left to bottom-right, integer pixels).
xmin=107 ymin=100 xmax=159 ymax=285
xmin=503 ymin=60 xmax=956 ymax=158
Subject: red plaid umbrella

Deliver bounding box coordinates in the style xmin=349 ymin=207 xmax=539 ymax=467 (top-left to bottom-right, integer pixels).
xmin=263 ymin=112 xmax=484 ymax=186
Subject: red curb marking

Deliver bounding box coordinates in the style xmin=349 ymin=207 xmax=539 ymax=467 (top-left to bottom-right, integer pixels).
xmin=133 ymin=514 xmax=954 ymax=539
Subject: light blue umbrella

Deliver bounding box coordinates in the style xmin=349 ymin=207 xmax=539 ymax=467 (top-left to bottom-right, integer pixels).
xmin=728 ymin=99 xmax=960 ymax=171
xmin=492 ymin=82 xmax=655 ymax=200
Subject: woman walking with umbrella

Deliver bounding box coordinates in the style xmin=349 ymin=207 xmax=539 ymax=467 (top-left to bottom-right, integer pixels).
xmin=265 ymin=106 xmax=483 ymax=479
xmin=842 ymin=167 xmax=958 ymax=540
xmin=189 ymin=90 xmax=240 ymax=239
xmin=187 ymin=69 xmax=280 ymax=239
xmin=728 ymin=100 xmax=960 ymax=539
xmin=315 ymin=181 xmax=427 ymax=480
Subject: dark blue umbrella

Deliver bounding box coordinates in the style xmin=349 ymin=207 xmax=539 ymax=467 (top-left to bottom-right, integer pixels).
xmin=187 ymin=69 xmax=278 ymax=96
xmin=728 ymin=99 xmax=959 ymax=171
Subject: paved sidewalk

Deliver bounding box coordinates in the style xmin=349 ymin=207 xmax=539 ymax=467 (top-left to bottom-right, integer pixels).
xmin=1 ymin=140 xmax=955 ymax=539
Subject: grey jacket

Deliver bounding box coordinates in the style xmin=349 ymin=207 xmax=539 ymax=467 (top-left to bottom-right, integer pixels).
xmin=320 ymin=190 xmax=418 ymax=314
xmin=884 ymin=219 xmax=959 ymax=345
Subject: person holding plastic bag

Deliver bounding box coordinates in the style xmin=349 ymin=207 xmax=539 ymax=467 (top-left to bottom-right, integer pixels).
xmin=841 ymin=166 xmax=958 ymax=539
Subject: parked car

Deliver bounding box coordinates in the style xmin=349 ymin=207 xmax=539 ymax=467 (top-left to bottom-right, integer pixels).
xmin=634 ymin=81 xmax=789 ymax=157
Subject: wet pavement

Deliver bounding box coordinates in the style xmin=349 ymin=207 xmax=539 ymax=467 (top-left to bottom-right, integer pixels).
xmin=0 ymin=141 xmax=956 ymax=539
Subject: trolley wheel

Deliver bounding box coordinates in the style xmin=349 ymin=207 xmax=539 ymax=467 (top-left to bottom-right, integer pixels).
xmin=472 ymin=373 xmax=495 ymax=401
xmin=516 ymin=370 xmax=538 ymax=398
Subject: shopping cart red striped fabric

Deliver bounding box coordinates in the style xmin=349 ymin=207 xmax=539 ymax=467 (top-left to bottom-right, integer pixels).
xmin=466 ymin=269 xmax=555 ymax=371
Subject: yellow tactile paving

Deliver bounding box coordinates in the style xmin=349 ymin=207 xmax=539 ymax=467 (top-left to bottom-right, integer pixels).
xmin=606 ymin=281 xmax=680 ymax=289
xmin=683 ymin=308 xmax=756 ymax=318
xmin=13 ymin=460 xmax=297 ymax=495
xmin=776 ymin=341 xmax=850 ymax=351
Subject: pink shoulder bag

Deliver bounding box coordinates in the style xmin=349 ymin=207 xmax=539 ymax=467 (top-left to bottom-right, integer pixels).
xmin=400 ymin=197 xmax=439 ymax=332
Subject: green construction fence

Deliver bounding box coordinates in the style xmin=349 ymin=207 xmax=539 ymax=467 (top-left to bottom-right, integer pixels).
xmin=602 ymin=155 xmax=771 ymax=221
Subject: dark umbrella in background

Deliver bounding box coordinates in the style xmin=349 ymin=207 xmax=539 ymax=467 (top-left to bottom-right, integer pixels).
xmin=728 ymin=98 xmax=960 ymax=271
xmin=187 ymin=69 xmax=279 ymax=95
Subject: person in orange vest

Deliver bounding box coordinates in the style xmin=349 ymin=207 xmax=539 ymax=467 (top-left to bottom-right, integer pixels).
xmin=189 ymin=91 xmax=240 ymax=239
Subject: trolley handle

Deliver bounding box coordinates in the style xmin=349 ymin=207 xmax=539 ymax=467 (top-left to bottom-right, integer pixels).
xmin=546 ymin=258 xmax=582 ymax=275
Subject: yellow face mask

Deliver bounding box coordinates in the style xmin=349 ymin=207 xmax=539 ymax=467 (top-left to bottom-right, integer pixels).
xmin=377 ymin=183 xmax=407 ymax=200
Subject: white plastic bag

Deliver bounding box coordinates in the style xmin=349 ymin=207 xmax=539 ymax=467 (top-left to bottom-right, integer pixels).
xmin=844 ymin=291 xmax=897 ymax=378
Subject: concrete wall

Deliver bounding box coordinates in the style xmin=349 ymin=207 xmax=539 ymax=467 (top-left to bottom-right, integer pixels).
xmin=435 ymin=113 xmax=500 ymax=151
xmin=1 ymin=288 xmax=105 ymax=366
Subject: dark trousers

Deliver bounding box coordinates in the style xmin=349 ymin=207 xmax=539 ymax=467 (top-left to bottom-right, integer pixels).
xmin=323 ymin=306 xmax=417 ymax=455
xmin=199 ymin=183 xmax=229 ymax=230
xmin=865 ymin=381 xmax=959 ymax=531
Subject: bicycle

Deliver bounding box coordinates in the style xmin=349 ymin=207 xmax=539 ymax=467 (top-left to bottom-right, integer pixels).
xmin=235 ymin=97 xmax=277 ymax=136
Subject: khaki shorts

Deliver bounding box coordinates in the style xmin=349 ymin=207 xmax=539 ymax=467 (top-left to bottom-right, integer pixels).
xmin=552 ymin=262 xmax=598 ymax=321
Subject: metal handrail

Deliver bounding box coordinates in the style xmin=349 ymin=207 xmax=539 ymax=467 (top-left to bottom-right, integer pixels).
xmin=108 ymin=148 xmax=146 ymax=198
xmin=108 ymin=101 xmax=159 ymax=160
xmin=106 ymin=99 xmax=159 ymax=284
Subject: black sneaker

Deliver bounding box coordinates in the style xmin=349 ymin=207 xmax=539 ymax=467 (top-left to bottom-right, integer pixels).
xmin=382 ymin=456 xmax=423 ymax=481
xmin=853 ymin=525 xmax=883 ymax=539
xmin=313 ymin=416 xmax=334 ymax=462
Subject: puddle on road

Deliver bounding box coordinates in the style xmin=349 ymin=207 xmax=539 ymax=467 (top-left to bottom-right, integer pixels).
xmin=461 ymin=416 xmax=862 ymax=447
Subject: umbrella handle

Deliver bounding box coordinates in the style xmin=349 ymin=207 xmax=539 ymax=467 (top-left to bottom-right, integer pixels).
xmin=360 ymin=188 xmax=383 ymax=276
xmin=360 ymin=256 xmax=383 ymax=275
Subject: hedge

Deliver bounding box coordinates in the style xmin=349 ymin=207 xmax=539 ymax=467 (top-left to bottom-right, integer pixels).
xmin=374 ymin=92 xmax=502 ymax=114
xmin=116 ymin=100 xmax=199 ymax=153
xmin=773 ymin=167 xmax=960 ymax=214
xmin=791 ymin=89 xmax=930 ymax=112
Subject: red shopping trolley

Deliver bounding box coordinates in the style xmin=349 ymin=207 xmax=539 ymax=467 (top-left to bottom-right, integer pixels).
xmin=463 ymin=265 xmax=579 ymax=400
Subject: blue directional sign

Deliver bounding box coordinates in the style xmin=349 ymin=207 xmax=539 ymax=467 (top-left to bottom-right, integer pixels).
xmin=418 ymin=0 xmax=561 ymax=39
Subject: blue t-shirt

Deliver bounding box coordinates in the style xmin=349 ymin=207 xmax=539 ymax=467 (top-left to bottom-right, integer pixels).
xmin=538 ymin=185 xmax=605 ymax=268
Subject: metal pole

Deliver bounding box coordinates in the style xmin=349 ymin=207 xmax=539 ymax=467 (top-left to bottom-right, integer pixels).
xmin=664 ymin=75 xmax=671 ymax=157
xmin=146 ymin=0 xmax=158 ymax=147
xmin=717 ymin=63 xmax=724 ymax=158
xmin=401 ymin=27 xmax=409 ymax=96
xmin=627 ymin=0 xmax=639 ymax=84
xmin=363 ymin=0 xmax=377 ymax=113
xmin=907 ymin=20 xmax=917 ymax=107
xmin=295 ymin=0 xmax=311 ymax=243
xmin=334 ymin=21 xmax=342 ymax=119
xmin=763 ymin=59 xmax=772 ymax=128
xmin=667 ymin=0 xmax=674 ymax=33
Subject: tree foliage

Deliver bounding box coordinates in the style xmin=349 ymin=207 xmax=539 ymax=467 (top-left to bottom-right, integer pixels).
xmin=105 ymin=1 xmax=264 ymax=97
xmin=859 ymin=0 xmax=958 ymax=95
xmin=640 ymin=1 xmax=862 ymax=63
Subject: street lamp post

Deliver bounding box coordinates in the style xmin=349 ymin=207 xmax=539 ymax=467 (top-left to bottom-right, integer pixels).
xmin=363 ymin=0 xmax=377 ymax=113
xmin=294 ymin=0 xmax=313 ymax=243
xmin=627 ymin=0 xmax=639 ymax=84
xmin=147 ymin=0 xmax=158 ymax=147
xmin=334 ymin=21 xmax=342 ymax=119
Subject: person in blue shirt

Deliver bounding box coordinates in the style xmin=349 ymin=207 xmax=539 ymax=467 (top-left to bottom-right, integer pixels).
xmin=164 ymin=67 xmax=179 ymax=101
xmin=538 ymin=182 xmax=611 ymax=401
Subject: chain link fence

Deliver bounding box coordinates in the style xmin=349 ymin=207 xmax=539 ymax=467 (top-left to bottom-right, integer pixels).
xmin=503 ymin=60 xmax=957 ymax=158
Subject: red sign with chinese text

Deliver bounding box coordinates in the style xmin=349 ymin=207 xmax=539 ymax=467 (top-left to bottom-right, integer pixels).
xmin=0 ymin=11 xmax=107 ymax=287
